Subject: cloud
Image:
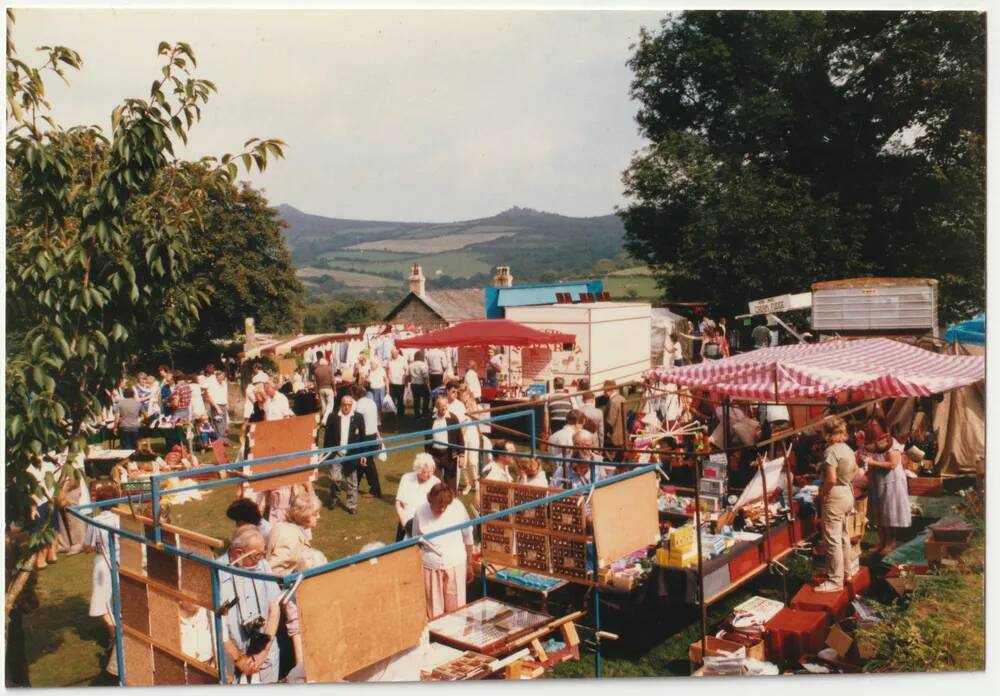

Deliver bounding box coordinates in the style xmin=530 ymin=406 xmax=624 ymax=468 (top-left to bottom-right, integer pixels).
xmin=12 ymin=8 xmax=660 ymax=220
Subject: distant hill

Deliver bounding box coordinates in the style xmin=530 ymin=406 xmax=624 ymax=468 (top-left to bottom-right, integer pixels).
xmin=277 ymin=204 xmax=629 ymax=297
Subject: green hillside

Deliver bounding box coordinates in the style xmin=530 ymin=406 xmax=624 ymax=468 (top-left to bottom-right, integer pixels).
xmin=278 ymin=204 xmax=628 ymax=296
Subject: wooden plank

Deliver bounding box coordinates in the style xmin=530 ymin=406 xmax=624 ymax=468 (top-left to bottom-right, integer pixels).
xmin=299 ymin=546 xmax=426 ymax=683
xmin=119 ymin=573 xmax=150 ymax=634
xmin=179 ymin=538 xmax=215 ymax=604
xmin=119 ymin=566 xmax=213 ymax=611
xmin=248 ymin=414 xmax=318 ymax=491
xmin=148 ymin=587 xmax=182 ymax=654
xmin=591 ymin=471 xmax=660 ymax=568
xmin=113 ymin=507 xmax=224 ymax=549
xmin=153 ymin=646 xmax=187 ymax=685
xmin=123 ymin=631 xmax=154 ymax=686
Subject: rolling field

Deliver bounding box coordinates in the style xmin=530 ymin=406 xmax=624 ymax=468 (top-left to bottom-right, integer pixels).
xmin=601 ymin=275 xmax=660 ymax=299
xmin=296 ymin=267 xmax=398 ymax=287
xmin=326 ymin=250 xmax=491 ymax=279
xmin=348 ymin=229 xmax=518 ymax=253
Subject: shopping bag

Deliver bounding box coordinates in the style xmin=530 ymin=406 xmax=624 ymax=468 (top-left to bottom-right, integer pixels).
xmin=376 ymin=438 xmax=388 ymax=463
xmin=403 ymin=384 xmax=414 ymax=408
xmin=381 ymin=393 xmax=397 ymax=415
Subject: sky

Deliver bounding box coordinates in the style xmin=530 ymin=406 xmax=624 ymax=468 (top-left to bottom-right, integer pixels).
xmin=13 ymin=8 xmax=667 ymax=222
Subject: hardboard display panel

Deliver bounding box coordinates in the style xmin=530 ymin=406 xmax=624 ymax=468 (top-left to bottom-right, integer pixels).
xmin=481 ymin=522 xmax=516 ymax=567
xmin=548 ymin=535 xmax=590 ymax=582
xmin=591 ymin=471 xmax=660 ymax=568
xmin=148 ymin=587 xmax=182 ymax=653
xmin=248 ymin=414 xmax=318 ymax=491
xmin=298 ymin=545 xmax=426 ymax=683
xmin=152 ymin=646 xmax=188 ymax=685
xmin=514 ymin=530 xmax=550 ymax=573
xmin=178 ymin=538 xmax=215 ymax=603
xmin=119 ymin=573 xmax=150 ymax=634
xmin=118 ymin=515 xmax=144 ymax=573
xmin=123 ymin=632 xmax=154 ymax=686
xmin=147 ymin=542 xmax=180 ymax=588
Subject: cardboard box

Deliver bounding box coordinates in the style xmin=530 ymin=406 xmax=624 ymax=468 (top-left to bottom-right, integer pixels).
xmin=825 ymin=624 xmax=853 ymax=659
xmin=908 ymin=476 xmax=943 ymax=497
xmin=924 ymin=539 xmax=966 ymax=565
xmin=688 ymin=636 xmax=746 ymax=668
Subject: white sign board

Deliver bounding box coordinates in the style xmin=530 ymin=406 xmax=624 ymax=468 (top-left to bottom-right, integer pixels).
xmin=747 ymin=292 xmax=811 ymax=316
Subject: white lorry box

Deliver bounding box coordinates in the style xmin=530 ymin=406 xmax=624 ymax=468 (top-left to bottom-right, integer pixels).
xmin=505 ymin=301 xmax=652 ymax=385
xmin=811 ymin=278 xmax=938 ymax=336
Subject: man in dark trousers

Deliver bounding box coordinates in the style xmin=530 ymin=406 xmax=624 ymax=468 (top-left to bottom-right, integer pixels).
xmin=426 ymin=396 xmax=463 ymax=491
xmin=322 ymin=394 xmax=366 ymax=514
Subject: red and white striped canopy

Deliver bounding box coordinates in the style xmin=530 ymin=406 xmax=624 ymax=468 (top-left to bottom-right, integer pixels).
xmin=645 ymin=338 xmax=985 ymax=401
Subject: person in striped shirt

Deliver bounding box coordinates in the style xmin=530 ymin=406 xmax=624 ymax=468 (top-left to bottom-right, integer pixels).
xmin=547 ymin=377 xmax=573 ymax=433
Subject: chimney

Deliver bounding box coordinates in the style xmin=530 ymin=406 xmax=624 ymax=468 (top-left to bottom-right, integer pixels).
xmin=494 ymin=265 xmax=513 ymax=288
xmin=409 ymin=264 xmax=426 ymax=296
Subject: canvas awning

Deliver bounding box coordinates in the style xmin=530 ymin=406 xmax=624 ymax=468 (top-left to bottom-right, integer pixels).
xmin=395 ymin=319 xmax=575 ymax=349
xmin=645 ymin=338 xmax=984 ymax=401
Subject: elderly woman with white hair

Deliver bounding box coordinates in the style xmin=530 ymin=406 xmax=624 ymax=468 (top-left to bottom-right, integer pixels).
xmin=394 ymin=453 xmax=441 ymax=541
xmin=265 ymin=493 xmax=325 ymax=576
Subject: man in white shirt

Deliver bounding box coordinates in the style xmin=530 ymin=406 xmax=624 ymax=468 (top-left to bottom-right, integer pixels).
xmin=428 ymin=396 xmax=462 ymax=490
xmin=548 ymin=410 xmax=582 ymax=461
xmin=463 ymin=361 xmax=482 ymax=401
xmin=445 ymin=381 xmax=466 ymax=419
xmin=262 ymin=384 xmax=294 ymax=421
xmin=207 ymin=370 xmax=230 ymax=438
xmin=409 ymin=352 xmax=431 ymax=419
xmin=386 ymin=349 xmax=409 ymax=418
xmin=350 ymin=384 xmax=382 ymax=498
xmin=251 ymin=364 xmax=270 ymax=385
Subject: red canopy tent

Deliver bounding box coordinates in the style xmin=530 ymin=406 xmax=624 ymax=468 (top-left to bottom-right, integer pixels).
xmin=645 ymin=338 xmax=985 ymax=401
xmin=395 ymin=318 xmax=575 ymax=349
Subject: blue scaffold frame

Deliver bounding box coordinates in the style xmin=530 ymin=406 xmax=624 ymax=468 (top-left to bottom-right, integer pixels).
xmin=69 ymin=408 xmax=663 ymax=684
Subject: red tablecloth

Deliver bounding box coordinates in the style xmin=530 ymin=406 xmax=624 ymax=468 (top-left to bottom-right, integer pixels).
xmin=765 ymin=608 xmax=830 ymax=663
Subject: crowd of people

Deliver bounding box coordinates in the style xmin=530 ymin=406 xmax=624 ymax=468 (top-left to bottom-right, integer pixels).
xmin=47 ymin=325 xmax=918 ymax=684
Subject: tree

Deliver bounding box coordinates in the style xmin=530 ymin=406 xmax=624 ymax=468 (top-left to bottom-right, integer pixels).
xmin=303 ymin=297 xmax=382 ymax=333
xmin=170 ymin=168 xmax=305 ymax=355
xmin=620 ymin=11 xmax=985 ymax=321
xmin=5 ymin=14 xmax=284 ymax=610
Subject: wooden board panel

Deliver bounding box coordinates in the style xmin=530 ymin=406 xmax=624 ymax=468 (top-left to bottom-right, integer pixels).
xmin=147 ymin=543 xmax=180 ymax=588
xmin=514 ymin=530 xmax=549 ymax=573
xmin=549 ymin=495 xmax=586 ymax=536
xmin=119 ymin=573 xmax=150 ymax=634
xmin=186 ymin=661 xmax=219 ymax=685
xmin=481 ymin=522 xmax=516 ymax=567
xmin=119 ymin=516 xmax=144 ymax=574
xmin=549 ymin=536 xmax=590 ymax=582
xmin=591 ymin=471 xmax=660 ymax=568
xmin=153 ymin=647 xmax=187 ymax=685
xmin=248 ymin=414 xmax=318 ymax=491
xmin=512 ymin=486 xmax=549 ymax=529
xmin=123 ymin=632 xmax=154 ymax=686
xmin=148 ymin=587 xmax=182 ymax=653
xmin=178 ymin=538 xmax=214 ymax=603
xmin=298 ymin=546 xmax=426 ymax=683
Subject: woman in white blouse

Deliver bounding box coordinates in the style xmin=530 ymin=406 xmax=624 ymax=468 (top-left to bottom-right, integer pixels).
xmin=394 ymin=454 xmax=441 ymax=541
xmin=410 ymin=483 xmax=474 ymax=619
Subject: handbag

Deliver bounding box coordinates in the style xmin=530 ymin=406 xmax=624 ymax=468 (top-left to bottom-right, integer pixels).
xmin=403 ymin=384 xmax=414 ymax=407
xmin=381 ymin=393 xmax=397 ymax=415
xmin=376 ymin=437 xmax=388 ymax=463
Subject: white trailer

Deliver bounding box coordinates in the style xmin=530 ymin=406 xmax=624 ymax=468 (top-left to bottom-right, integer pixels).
xmin=505 ymin=301 xmax=652 ymax=386
xmin=811 ymin=278 xmax=939 ymax=337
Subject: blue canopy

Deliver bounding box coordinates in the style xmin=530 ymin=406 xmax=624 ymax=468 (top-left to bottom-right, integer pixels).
xmin=944 ymin=312 xmax=985 ymax=346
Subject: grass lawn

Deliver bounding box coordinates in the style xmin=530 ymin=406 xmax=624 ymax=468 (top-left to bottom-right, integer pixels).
xmin=601 ymin=275 xmax=660 ymax=300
